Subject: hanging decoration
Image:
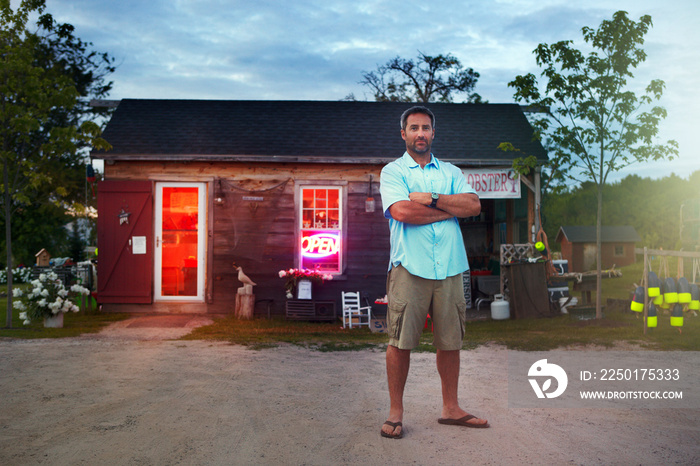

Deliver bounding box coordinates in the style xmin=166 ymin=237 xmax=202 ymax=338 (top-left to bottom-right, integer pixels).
xmin=118 ymin=207 xmax=131 ymax=225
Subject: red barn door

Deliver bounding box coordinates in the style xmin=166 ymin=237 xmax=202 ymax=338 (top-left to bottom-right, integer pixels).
xmin=97 ymin=180 xmax=154 ymax=303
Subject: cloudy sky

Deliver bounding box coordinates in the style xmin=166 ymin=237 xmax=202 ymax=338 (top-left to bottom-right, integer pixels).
xmin=38 ymin=0 xmax=699 ymax=182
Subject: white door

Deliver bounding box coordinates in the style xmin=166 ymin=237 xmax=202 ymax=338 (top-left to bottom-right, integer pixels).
xmin=154 ymin=182 xmax=206 ymax=302
xmin=583 ymin=243 xmax=597 ymax=272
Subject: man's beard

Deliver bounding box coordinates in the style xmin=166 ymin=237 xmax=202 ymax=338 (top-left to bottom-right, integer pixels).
xmin=410 ymin=139 xmax=431 ymax=154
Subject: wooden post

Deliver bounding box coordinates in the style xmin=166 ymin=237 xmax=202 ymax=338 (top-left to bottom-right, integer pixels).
xmin=643 ymin=247 xmax=648 ymax=335
xmin=235 ymin=293 xmax=255 ymax=319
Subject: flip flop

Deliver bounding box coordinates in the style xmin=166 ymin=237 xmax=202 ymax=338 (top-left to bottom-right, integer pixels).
xmin=438 ymin=414 xmax=489 ymax=428
xmin=380 ymin=420 xmax=404 ymax=439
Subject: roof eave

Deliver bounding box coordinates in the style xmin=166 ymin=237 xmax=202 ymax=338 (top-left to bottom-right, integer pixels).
xmin=92 ymin=153 xmax=533 ymax=167
xmin=93 ymin=154 xmax=396 ymax=164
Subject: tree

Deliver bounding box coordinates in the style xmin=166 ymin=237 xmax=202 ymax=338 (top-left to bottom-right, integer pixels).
xmin=543 ymin=171 xmax=700 ymax=252
xmin=1 ymin=0 xmax=112 ymax=327
xmin=357 ymin=51 xmax=483 ymax=103
xmin=1 ymin=202 xmax=71 ymax=266
xmin=509 ymin=11 xmax=678 ymax=318
xmin=0 ymin=141 xmax=96 ymax=267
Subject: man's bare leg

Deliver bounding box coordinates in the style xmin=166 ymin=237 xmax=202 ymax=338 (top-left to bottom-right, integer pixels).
xmin=436 ymin=349 xmax=488 ymax=426
xmin=382 ymin=345 xmax=410 ymax=437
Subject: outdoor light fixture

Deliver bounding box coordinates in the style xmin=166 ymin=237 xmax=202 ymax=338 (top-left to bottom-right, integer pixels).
xmin=365 ymin=174 xmax=376 ymax=213
xmin=214 ymin=179 xmax=225 ymax=206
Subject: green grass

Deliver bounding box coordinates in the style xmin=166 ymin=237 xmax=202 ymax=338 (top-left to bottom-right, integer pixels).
xmin=461 ymin=309 xmax=699 ymax=351
xmin=179 ymin=307 xmax=699 ymax=352
xmin=0 ymin=309 xmax=131 ymax=339
xmin=3 ymin=257 xmax=699 ymax=351
xmin=0 ymin=283 xmax=130 ymax=339
xmin=179 ymin=317 xmax=394 ymax=350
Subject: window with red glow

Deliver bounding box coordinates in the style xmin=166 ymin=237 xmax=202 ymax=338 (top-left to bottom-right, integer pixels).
xmin=299 ymin=187 xmax=343 ymax=273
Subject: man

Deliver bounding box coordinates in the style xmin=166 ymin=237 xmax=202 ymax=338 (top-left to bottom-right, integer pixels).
xmin=379 ymin=106 xmax=488 ymax=439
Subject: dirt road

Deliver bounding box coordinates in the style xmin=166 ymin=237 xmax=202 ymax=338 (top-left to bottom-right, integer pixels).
xmin=0 ymin=317 xmax=698 ymax=465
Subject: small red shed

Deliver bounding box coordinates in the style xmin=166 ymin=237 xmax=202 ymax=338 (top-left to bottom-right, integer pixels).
xmin=555 ymin=226 xmax=641 ymax=272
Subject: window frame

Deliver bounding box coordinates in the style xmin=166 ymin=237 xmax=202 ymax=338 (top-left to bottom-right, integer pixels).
xmin=294 ymin=181 xmax=347 ymax=275
xmin=614 ymin=244 xmax=625 ymax=257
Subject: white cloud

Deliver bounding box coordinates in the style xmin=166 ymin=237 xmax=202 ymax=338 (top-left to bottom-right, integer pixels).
xmin=33 ymin=0 xmax=700 ymax=178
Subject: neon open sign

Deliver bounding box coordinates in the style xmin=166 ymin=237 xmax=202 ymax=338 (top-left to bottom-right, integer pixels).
xmin=301 ymin=232 xmax=340 ymax=258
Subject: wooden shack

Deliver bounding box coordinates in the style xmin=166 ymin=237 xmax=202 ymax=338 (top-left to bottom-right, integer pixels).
xmin=92 ymin=100 xmax=547 ymax=316
xmin=555 ymin=225 xmax=641 ymax=272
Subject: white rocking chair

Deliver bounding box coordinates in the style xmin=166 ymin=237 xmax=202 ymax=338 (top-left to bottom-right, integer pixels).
xmin=341 ymin=291 xmax=372 ymax=329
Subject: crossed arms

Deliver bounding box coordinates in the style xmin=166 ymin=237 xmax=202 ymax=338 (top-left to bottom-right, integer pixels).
xmin=388 ymin=192 xmax=481 ymax=225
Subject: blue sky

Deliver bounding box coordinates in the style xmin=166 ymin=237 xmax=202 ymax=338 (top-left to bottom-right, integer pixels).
xmin=38 ymin=0 xmax=700 ymax=182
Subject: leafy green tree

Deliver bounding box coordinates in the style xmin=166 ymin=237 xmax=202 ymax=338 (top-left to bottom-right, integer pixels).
xmin=509 ymin=11 xmax=678 ymax=318
xmin=544 ymin=171 xmax=700 ymax=257
xmin=357 ymin=51 xmax=483 ymax=103
xmin=68 ymin=221 xmax=85 ymax=263
xmin=1 ymin=202 xmax=70 ymax=266
xmin=1 ymin=0 xmax=112 ymax=327
xmin=0 ymin=141 xmax=96 ymax=268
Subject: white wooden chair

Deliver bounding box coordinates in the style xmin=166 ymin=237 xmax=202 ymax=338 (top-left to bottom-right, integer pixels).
xmin=342 ymin=291 xmax=372 ymax=328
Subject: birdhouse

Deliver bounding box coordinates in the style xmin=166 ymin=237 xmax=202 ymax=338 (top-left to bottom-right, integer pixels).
xmin=35 ymin=248 xmax=51 ymax=267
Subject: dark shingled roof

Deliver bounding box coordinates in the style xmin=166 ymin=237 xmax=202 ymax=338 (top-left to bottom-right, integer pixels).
xmin=92 ymin=99 xmax=548 ymax=165
xmin=555 ymin=226 xmax=642 ymax=244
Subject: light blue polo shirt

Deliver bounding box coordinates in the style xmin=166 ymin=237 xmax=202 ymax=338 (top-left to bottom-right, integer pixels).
xmin=380 ymin=152 xmax=475 ymax=280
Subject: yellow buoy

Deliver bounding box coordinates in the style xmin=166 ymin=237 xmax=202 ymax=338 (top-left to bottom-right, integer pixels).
xmin=663 ymin=277 xmax=678 ymax=304
xmin=647 ymin=271 xmax=660 ymax=297
xmin=689 ymin=284 xmax=699 ymax=311
xmin=677 ymin=277 xmax=691 ymax=304
xmin=630 ymin=286 xmax=645 ymax=312
xmin=647 ymin=303 xmax=658 ymax=328
xmin=670 ymin=304 xmax=684 ymax=327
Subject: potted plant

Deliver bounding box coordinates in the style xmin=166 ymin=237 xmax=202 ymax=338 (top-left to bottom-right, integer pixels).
xmin=278 ymin=267 xmax=333 ymax=299
xmin=12 ymin=272 xmax=90 ymax=328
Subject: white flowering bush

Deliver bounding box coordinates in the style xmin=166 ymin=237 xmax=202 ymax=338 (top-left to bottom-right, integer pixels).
xmin=12 ymin=272 xmax=90 ymax=325
xmin=0 ymin=267 xmax=33 ymax=284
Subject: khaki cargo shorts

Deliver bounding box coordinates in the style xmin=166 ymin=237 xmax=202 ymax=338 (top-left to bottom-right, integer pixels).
xmin=386 ymin=264 xmax=467 ymax=350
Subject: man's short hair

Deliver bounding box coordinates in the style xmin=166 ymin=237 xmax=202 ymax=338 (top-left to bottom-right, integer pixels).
xmin=400 ymin=106 xmax=436 ymax=130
